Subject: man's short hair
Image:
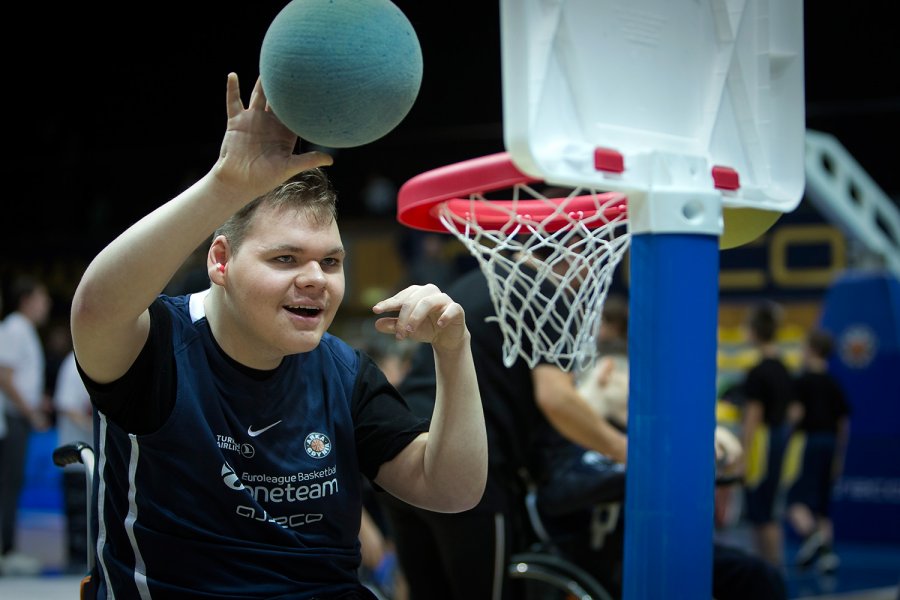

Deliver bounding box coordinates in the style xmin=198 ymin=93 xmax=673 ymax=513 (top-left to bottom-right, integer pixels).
xmin=214 ymin=169 xmax=338 ymax=254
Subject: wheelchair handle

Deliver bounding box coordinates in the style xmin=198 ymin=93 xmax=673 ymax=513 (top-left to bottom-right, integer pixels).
xmin=53 ymin=442 xmax=96 ymax=572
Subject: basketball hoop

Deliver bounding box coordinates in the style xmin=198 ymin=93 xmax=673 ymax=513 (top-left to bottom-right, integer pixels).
xmin=398 ymin=152 xmax=630 ymax=372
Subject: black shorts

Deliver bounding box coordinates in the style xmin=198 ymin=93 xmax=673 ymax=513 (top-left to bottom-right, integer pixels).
xmin=786 ymin=432 xmax=838 ymax=515
xmin=744 ymin=425 xmax=791 ymax=524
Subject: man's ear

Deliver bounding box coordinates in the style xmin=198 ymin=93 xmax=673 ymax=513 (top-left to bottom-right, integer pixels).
xmin=208 ymin=236 xmax=231 ymax=285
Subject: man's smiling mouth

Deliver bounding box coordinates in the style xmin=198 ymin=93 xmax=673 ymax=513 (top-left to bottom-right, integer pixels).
xmin=284 ymin=304 xmax=322 ymax=317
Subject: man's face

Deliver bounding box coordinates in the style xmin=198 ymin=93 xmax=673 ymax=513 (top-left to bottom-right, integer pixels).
xmin=221 ymin=204 xmax=345 ymax=366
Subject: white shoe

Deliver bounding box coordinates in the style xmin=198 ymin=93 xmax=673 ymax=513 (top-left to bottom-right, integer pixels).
xmin=816 ymin=551 xmax=840 ymax=575
xmin=795 ymin=530 xmax=825 ymax=568
xmin=0 ymin=551 xmax=43 ymax=576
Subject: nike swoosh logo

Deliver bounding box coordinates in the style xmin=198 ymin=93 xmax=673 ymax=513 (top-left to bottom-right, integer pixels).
xmin=247 ymin=420 xmax=283 ymax=437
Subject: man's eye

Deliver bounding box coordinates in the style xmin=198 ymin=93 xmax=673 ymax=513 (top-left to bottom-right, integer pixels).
xmin=322 ymin=257 xmax=341 ymax=268
xmin=275 ymin=256 xmax=295 ymax=264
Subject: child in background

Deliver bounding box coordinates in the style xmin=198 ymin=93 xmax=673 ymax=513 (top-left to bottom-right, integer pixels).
xmin=784 ymin=328 xmax=851 ymax=574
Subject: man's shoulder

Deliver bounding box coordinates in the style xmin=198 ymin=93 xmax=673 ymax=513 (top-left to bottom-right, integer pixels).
xmin=155 ymin=293 xmax=191 ymax=317
xmin=316 ymin=333 xmax=361 ymax=372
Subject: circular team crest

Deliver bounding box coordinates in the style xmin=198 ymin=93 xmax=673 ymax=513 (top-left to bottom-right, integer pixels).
xmin=305 ymin=432 xmax=332 ymax=459
xmin=221 ymin=463 xmax=245 ymax=490
xmin=839 ymin=325 xmax=877 ymax=369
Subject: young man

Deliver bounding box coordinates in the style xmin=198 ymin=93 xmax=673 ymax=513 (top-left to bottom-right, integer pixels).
xmin=70 ymin=73 xmax=487 ymax=599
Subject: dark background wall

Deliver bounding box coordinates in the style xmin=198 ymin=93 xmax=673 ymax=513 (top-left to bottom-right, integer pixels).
xmin=2 ymin=1 xmax=898 ymax=320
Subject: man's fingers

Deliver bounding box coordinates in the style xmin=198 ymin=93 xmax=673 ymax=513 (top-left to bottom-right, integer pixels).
xmin=406 ymin=293 xmax=445 ymax=328
xmin=372 ymin=285 xmax=460 ymax=339
xmin=248 ymin=76 xmax=268 ymax=110
xmin=225 ymin=73 xmax=243 ymax=119
xmin=431 ymin=301 xmax=463 ymax=330
xmin=373 ymin=284 xmax=442 ymax=313
xmin=290 ymin=151 xmax=334 ymax=173
xmin=372 ymin=285 xmax=431 ymax=327
xmin=373 ymin=317 xmax=400 ymax=337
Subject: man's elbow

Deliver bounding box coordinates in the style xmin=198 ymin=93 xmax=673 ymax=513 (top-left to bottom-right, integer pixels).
xmin=435 ymin=455 xmax=488 ymax=513
xmin=459 ymin=475 xmax=488 ymax=512
xmin=70 ymin=281 xmax=105 ymax=333
xmin=440 ymin=477 xmax=486 ymax=513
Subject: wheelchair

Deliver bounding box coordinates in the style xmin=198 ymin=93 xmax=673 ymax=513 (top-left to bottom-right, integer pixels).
xmin=52 ymin=441 xmax=97 ymax=600
xmin=58 ymin=442 xmax=762 ymax=600
xmin=506 ymin=470 xmax=775 ymax=600
xmin=53 ymin=441 xmax=394 ymax=600
xmin=505 ymin=467 xmax=624 ymax=600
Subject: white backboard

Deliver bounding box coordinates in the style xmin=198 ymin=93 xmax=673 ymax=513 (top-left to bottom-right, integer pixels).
xmin=501 ymin=0 xmax=806 ymax=213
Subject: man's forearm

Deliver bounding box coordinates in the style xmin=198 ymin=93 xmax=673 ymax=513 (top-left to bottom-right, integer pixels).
xmin=424 ymin=339 xmax=488 ymax=508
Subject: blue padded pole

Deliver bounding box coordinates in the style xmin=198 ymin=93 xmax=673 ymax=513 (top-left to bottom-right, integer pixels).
xmin=622 ymin=231 xmax=719 ymax=599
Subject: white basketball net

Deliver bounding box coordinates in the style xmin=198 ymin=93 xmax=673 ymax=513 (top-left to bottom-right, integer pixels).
xmin=437 ymin=184 xmax=631 ymax=372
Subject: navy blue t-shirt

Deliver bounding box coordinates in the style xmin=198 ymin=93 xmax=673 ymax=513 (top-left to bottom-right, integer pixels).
xmin=80 ymin=292 xmax=428 ymax=599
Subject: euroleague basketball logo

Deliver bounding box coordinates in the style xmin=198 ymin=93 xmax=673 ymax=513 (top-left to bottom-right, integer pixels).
xmin=305 ymin=432 xmax=332 ymax=459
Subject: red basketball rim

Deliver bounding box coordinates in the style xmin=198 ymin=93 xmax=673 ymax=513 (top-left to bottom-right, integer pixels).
xmin=397 ymin=152 xmax=627 ymax=233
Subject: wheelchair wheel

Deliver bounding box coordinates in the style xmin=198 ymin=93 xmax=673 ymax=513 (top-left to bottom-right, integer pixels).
xmin=508 ymin=552 xmax=616 ymax=600
xmin=362 ymin=582 xmax=392 ymax=600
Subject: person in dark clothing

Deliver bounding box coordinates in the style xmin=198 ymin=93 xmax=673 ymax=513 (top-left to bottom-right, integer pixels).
xmin=548 ymin=296 xmax=787 ymax=600
xmin=383 ymin=263 xmax=786 ymax=600
xmin=739 ymin=300 xmax=794 ymax=567
xmin=382 ymin=261 xmax=628 ymax=600
xmin=785 ymin=328 xmax=851 ymax=573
